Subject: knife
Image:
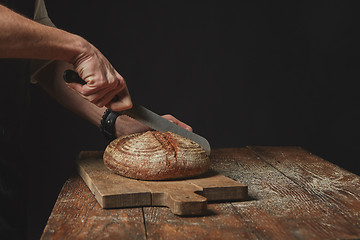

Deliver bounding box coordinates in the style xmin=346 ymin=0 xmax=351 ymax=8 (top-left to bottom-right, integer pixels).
xmin=63 ymin=70 xmax=211 ymax=155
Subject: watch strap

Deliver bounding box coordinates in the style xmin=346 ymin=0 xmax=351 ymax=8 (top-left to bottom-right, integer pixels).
xmin=100 ymin=109 xmax=121 ymax=141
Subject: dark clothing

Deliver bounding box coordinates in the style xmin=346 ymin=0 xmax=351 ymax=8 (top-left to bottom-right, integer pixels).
xmin=0 ymin=2 xmax=35 ymax=239
xmin=0 ymin=0 xmax=33 ymax=139
xmin=0 ymin=59 xmax=30 ymax=240
xmin=0 ymin=141 xmax=27 ymax=240
xmin=0 ymin=0 xmax=34 ymax=18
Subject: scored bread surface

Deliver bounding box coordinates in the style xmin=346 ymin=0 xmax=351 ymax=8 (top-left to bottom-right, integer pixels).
xmin=103 ymin=131 xmax=210 ymax=180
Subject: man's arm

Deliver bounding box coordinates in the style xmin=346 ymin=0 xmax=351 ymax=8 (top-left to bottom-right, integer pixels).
xmin=0 ymin=4 xmax=81 ymax=61
xmin=0 ymin=4 xmax=131 ymax=111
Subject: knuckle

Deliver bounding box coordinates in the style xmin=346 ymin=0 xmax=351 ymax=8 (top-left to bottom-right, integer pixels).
xmin=112 ymin=79 xmax=119 ymax=89
xmin=118 ymin=75 xmax=125 ymax=83
xmin=104 ymin=76 xmax=118 ymax=89
xmin=124 ymin=101 xmax=133 ymax=109
xmin=116 ymin=77 xmax=125 ymax=89
xmin=117 ymin=78 xmax=125 ymax=88
xmin=97 ymin=79 xmax=107 ymax=88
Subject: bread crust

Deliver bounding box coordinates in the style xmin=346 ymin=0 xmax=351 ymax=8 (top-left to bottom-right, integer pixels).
xmin=103 ymin=131 xmax=210 ymax=180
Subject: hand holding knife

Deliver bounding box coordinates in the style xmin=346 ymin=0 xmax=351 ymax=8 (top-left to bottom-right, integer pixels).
xmin=63 ymin=70 xmax=211 ymax=155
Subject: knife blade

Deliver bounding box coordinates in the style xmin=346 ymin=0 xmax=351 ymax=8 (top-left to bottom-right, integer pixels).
xmin=63 ymin=70 xmax=211 ymax=155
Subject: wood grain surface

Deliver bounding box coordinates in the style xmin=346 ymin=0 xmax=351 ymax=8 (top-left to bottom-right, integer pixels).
xmin=40 ymin=174 xmax=146 ymax=240
xmin=41 ymin=147 xmax=360 ymax=240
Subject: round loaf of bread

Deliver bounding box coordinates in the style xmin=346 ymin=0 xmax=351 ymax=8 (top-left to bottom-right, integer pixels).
xmin=103 ymin=130 xmax=210 ymax=180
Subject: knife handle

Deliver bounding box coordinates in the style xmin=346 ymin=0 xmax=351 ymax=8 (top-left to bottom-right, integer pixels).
xmin=63 ymin=70 xmax=119 ymax=102
xmin=63 ymin=69 xmax=86 ymax=85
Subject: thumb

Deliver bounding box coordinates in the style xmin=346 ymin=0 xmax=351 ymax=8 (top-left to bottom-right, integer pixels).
xmin=106 ymin=87 xmax=133 ymax=111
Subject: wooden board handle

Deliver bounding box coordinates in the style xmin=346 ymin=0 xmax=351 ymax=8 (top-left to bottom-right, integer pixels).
xmin=152 ymin=191 xmax=208 ymax=215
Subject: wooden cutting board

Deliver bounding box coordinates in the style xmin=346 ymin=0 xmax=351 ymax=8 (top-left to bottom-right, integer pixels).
xmin=76 ymin=151 xmax=248 ymax=216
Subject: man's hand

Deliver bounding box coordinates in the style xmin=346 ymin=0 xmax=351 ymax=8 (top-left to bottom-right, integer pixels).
xmin=162 ymin=114 xmax=193 ymax=132
xmin=67 ymin=42 xmax=132 ymax=112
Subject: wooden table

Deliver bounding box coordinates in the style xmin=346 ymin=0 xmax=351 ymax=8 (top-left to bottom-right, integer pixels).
xmin=41 ymin=146 xmax=360 ymax=240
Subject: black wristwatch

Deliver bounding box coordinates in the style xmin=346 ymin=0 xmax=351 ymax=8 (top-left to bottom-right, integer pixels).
xmin=100 ymin=109 xmax=121 ymax=141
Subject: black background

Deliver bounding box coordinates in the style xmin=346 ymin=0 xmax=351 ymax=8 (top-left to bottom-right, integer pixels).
xmin=27 ymin=1 xmax=359 ymax=239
